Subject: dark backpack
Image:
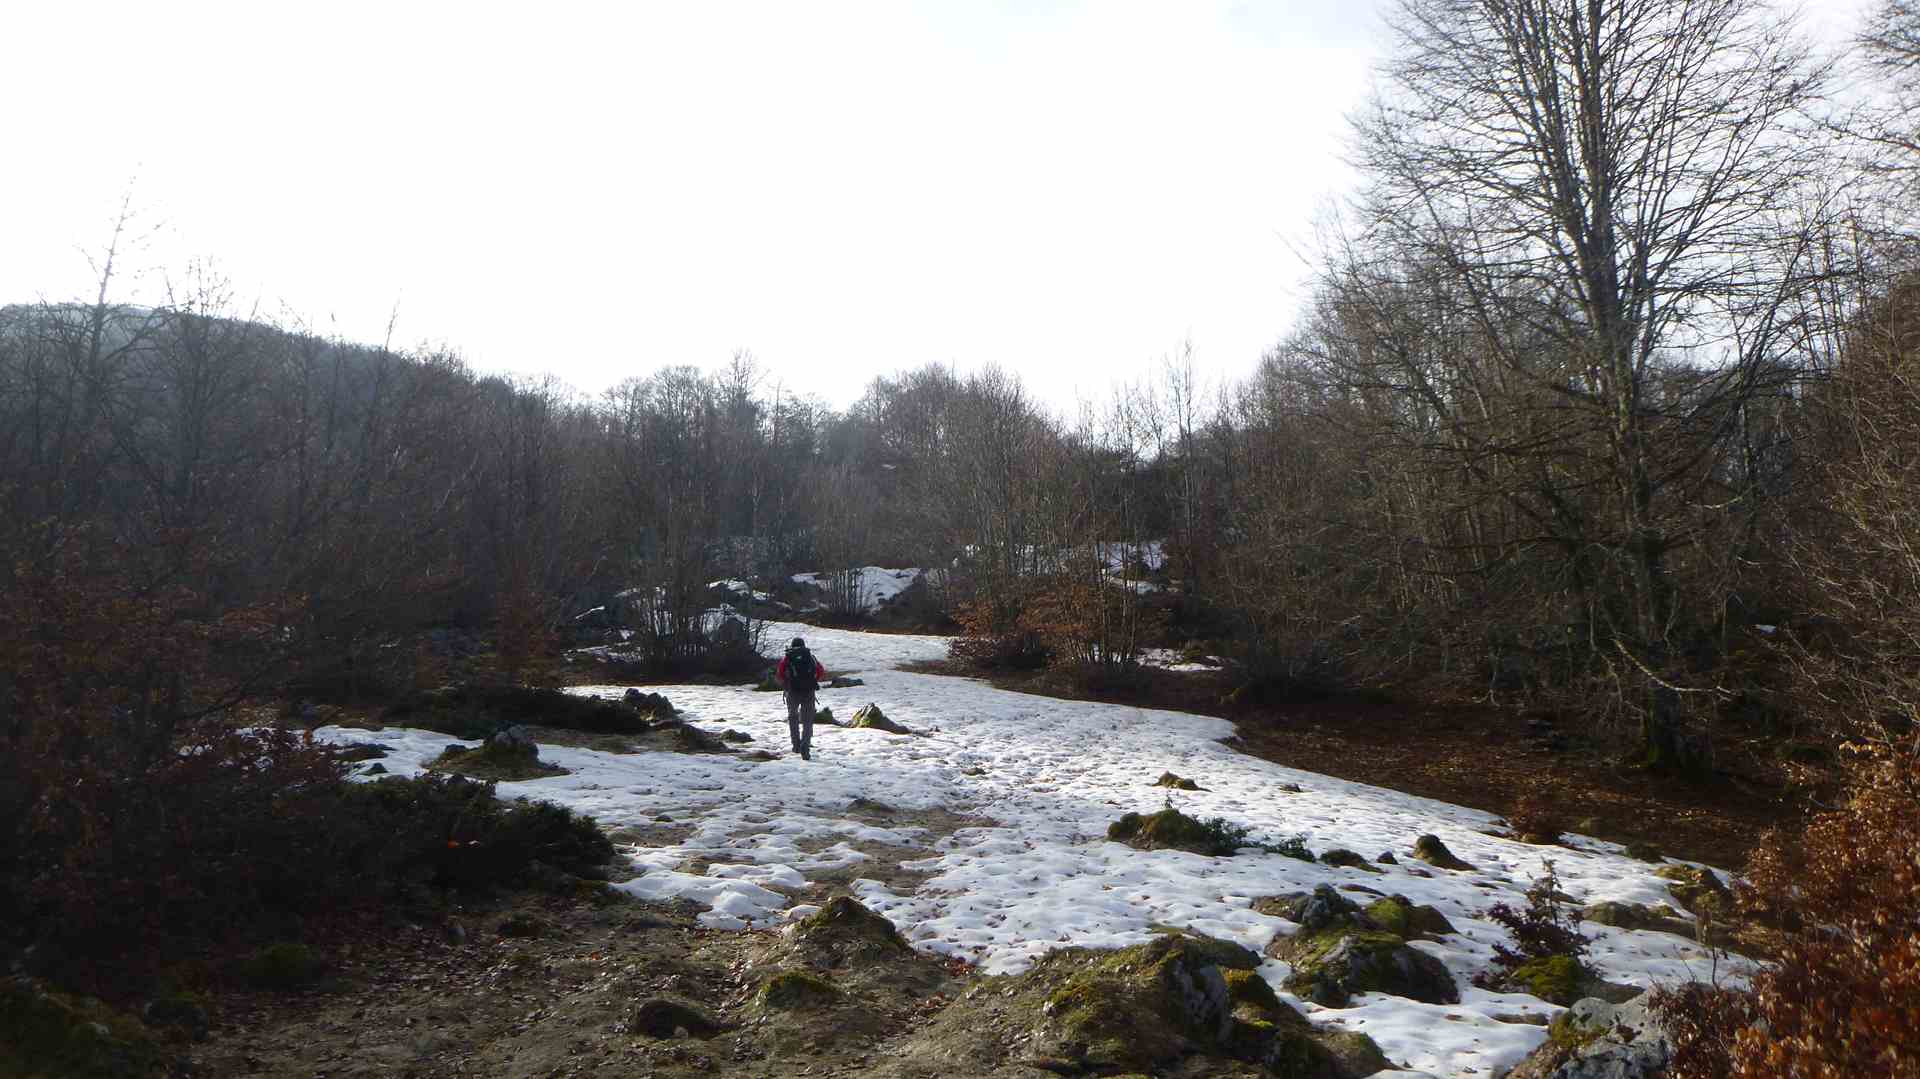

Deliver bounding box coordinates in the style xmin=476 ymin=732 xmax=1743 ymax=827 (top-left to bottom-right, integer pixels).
xmin=786 ymin=647 xmax=818 ymax=692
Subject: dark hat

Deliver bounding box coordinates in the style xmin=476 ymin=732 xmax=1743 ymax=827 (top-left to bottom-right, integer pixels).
xmin=790 ymin=637 xmax=806 ymax=648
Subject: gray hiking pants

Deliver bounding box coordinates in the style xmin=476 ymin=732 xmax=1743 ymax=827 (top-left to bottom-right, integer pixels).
xmin=785 ymin=690 xmax=816 ymax=754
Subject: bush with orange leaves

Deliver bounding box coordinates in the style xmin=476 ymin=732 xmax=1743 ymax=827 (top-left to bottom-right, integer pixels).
xmin=1652 ymin=746 xmax=1920 ymax=1076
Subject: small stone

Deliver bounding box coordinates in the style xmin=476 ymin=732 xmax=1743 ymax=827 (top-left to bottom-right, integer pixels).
xmin=1412 ymin=834 xmax=1477 ymax=870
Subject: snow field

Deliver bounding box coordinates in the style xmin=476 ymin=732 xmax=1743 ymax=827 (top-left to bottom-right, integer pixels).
xmin=315 ymin=620 xmax=1742 ymax=1078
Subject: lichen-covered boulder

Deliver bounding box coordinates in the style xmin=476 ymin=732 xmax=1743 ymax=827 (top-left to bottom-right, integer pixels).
xmin=1035 ymin=930 xmax=1270 ymax=1070
xmin=849 ymin=703 xmax=911 ymax=734
xmin=1411 ymin=834 xmax=1477 ymax=870
xmin=1504 ymin=993 xmax=1671 ymax=1079
xmin=1154 ymin=771 xmax=1203 ymax=790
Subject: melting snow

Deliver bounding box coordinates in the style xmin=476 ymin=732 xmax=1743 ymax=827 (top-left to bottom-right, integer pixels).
xmin=315 ymin=620 xmax=1741 ymax=1077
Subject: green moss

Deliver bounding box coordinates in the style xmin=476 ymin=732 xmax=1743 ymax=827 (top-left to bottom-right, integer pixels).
xmin=1108 ymin=812 xmax=1144 ymax=840
xmin=1508 ymin=955 xmax=1583 ymax=1005
xmin=1365 ymin=897 xmax=1412 ymax=936
xmin=0 ymin=979 xmax=165 ymax=1078
xmin=1279 ymin=926 xmax=1460 ymax=1007
xmin=239 ymin=942 xmax=325 ymax=990
xmin=1222 ymin=968 xmax=1283 ymax=1016
xmin=757 ymin=969 xmax=841 ymax=1009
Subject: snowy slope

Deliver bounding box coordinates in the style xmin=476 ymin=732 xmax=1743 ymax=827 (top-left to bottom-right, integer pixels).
xmin=789 ymin=566 xmax=923 ymax=611
xmin=314 ymin=622 xmax=1741 ymax=1078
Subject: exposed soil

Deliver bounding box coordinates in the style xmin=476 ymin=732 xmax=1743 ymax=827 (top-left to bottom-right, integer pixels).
xmin=909 ymin=660 xmax=1799 ymax=870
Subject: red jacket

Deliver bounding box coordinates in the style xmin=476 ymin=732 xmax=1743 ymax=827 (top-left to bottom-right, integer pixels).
xmin=777 ymin=653 xmax=826 ymax=687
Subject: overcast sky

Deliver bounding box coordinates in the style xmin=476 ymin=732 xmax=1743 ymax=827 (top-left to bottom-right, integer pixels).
xmin=0 ymin=0 xmax=1879 ymax=413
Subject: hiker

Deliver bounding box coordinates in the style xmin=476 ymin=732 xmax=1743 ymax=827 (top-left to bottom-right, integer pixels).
xmin=777 ymin=636 xmax=826 ymax=760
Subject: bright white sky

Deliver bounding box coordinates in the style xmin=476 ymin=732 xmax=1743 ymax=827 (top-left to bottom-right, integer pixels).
xmin=0 ymin=0 xmax=1878 ymax=413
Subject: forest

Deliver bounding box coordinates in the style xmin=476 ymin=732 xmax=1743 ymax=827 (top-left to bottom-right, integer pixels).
xmin=2 ymin=0 xmax=1917 ymax=1075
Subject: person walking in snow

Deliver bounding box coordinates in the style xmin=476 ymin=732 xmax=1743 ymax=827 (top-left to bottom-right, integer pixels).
xmin=777 ymin=636 xmax=825 ymax=760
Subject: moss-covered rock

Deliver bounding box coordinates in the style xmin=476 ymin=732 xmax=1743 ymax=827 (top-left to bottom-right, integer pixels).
xmin=1320 ymin=848 xmax=1382 ymax=873
xmin=787 ymin=895 xmax=911 ymax=966
xmin=1317 ymin=1029 xmax=1393 ymax=1077
xmin=1153 ymin=771 xmax=1203 ymax=790
xmin=0 ymin=978 xmax=167 ymax=1078
xmin=1108 ymin=807 xmax=1250 ymax=856
xmin=1624 ymin=841 xmax=1664 ymax=863
xmin=1267 ymin=891 xmax=1459 ymax=1007
xmin=1507 ymin=955 xmax=1583 ymax=1006
xmin=1580 ymin=900 xmax=1695 ymax=938
xmin=238 ymin=942 xmax=326 ymax=990
xmin=1275 ymin=926 xmax=1459 ymax=1008
xmin=1411 ymin=834 xmax=1477 ymax=870
xmin=1036 ymin=930 xmax=1243 ymax=1069
xmin=849 ymin=703 xmax=911 ymax=733
xmin=1655 ymin=865 xmax=1732 ymax=918
xmin=757 ymin=968 xmax=841 ymax=1010
xmin=1363 ymin=896 xmax=1456 ymax=939
xmin=429 ymin=740 xmax=567 ymax=781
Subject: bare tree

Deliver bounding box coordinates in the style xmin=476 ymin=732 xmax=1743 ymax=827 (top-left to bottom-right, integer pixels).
xmin=1346 ymin=0 xmax=1841 ymax=766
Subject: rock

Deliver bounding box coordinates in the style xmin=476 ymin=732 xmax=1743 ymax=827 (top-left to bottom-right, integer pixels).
xmin=1504 ymin=993 xmax=1671 ymax=1079
xmin=1153 ymin=771 xmax=1203 ymax=790
xmin=1321 ymin=848 xmax=1382 ymax=873
xmin=1655 ymin=865 xmax=1732 ymax=918
xmin=621 ymin=688 xmax=677 ymax=717
xmin=1274 ymin=926 xmax=1460 ymax=1008
xmin=238 ymin=942 xmax=325 ymax=990
xmin=827 ymin=675 xmax=865 ymax=688
xmin=1376 ymin=851 xmax=1398 ymax=864
xmin=849 ymin=703 xmax=911 ymax=734
xmin=1363 ymin=895 xmax=1456 ymax=938
xmin=719 ymin=729 xmax=753 ymax=743
xmin=1412 ymin=834 xmax=1477 ymax=870
xmin=785 ymin=896 xmax=912 ymax=966
xmin=1264 ymin=887 xmax=1459 ymax=1007
xmin=332 ymin=742 xmax=392 ymax=762
xmin=740 ymin=750 xmax=778 ymax=762
xmin=361 ymin=762 xmax=387 ymax=775
xmin=756 ymin=969 xmax=841 ymax=1010
xmin=1107 ymin=807 xmax=1246 ymax=856
xmin=142 ymin=994 xmax=210 ymax=1041
xmin=1580 ymin=901 xmax=1696 ymax=939
xmin=489 ymin=724 xmax=537 ymax=752
xmin=1623 ymin=842 xmax=1664 ymax=863
xmin=630 ymin=997 xmax=727 ymax=1039
xmin=816 ymin=707 xmax=835 ymax=724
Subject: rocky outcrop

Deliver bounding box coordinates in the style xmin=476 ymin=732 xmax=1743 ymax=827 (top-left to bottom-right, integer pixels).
xmin=1503 ymin=993 xmax=1671 ymax=1079
xmin=1261 ymin=885 xmax=1460 ymax=1007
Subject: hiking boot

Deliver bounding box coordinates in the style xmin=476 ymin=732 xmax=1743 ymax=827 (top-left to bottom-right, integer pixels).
xmin=800 ymin=747 xmax=811 ymax=761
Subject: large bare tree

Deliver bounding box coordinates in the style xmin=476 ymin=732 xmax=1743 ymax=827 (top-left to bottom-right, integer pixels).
xmin=1345 ymin=0 xmax=1839 ymax=764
